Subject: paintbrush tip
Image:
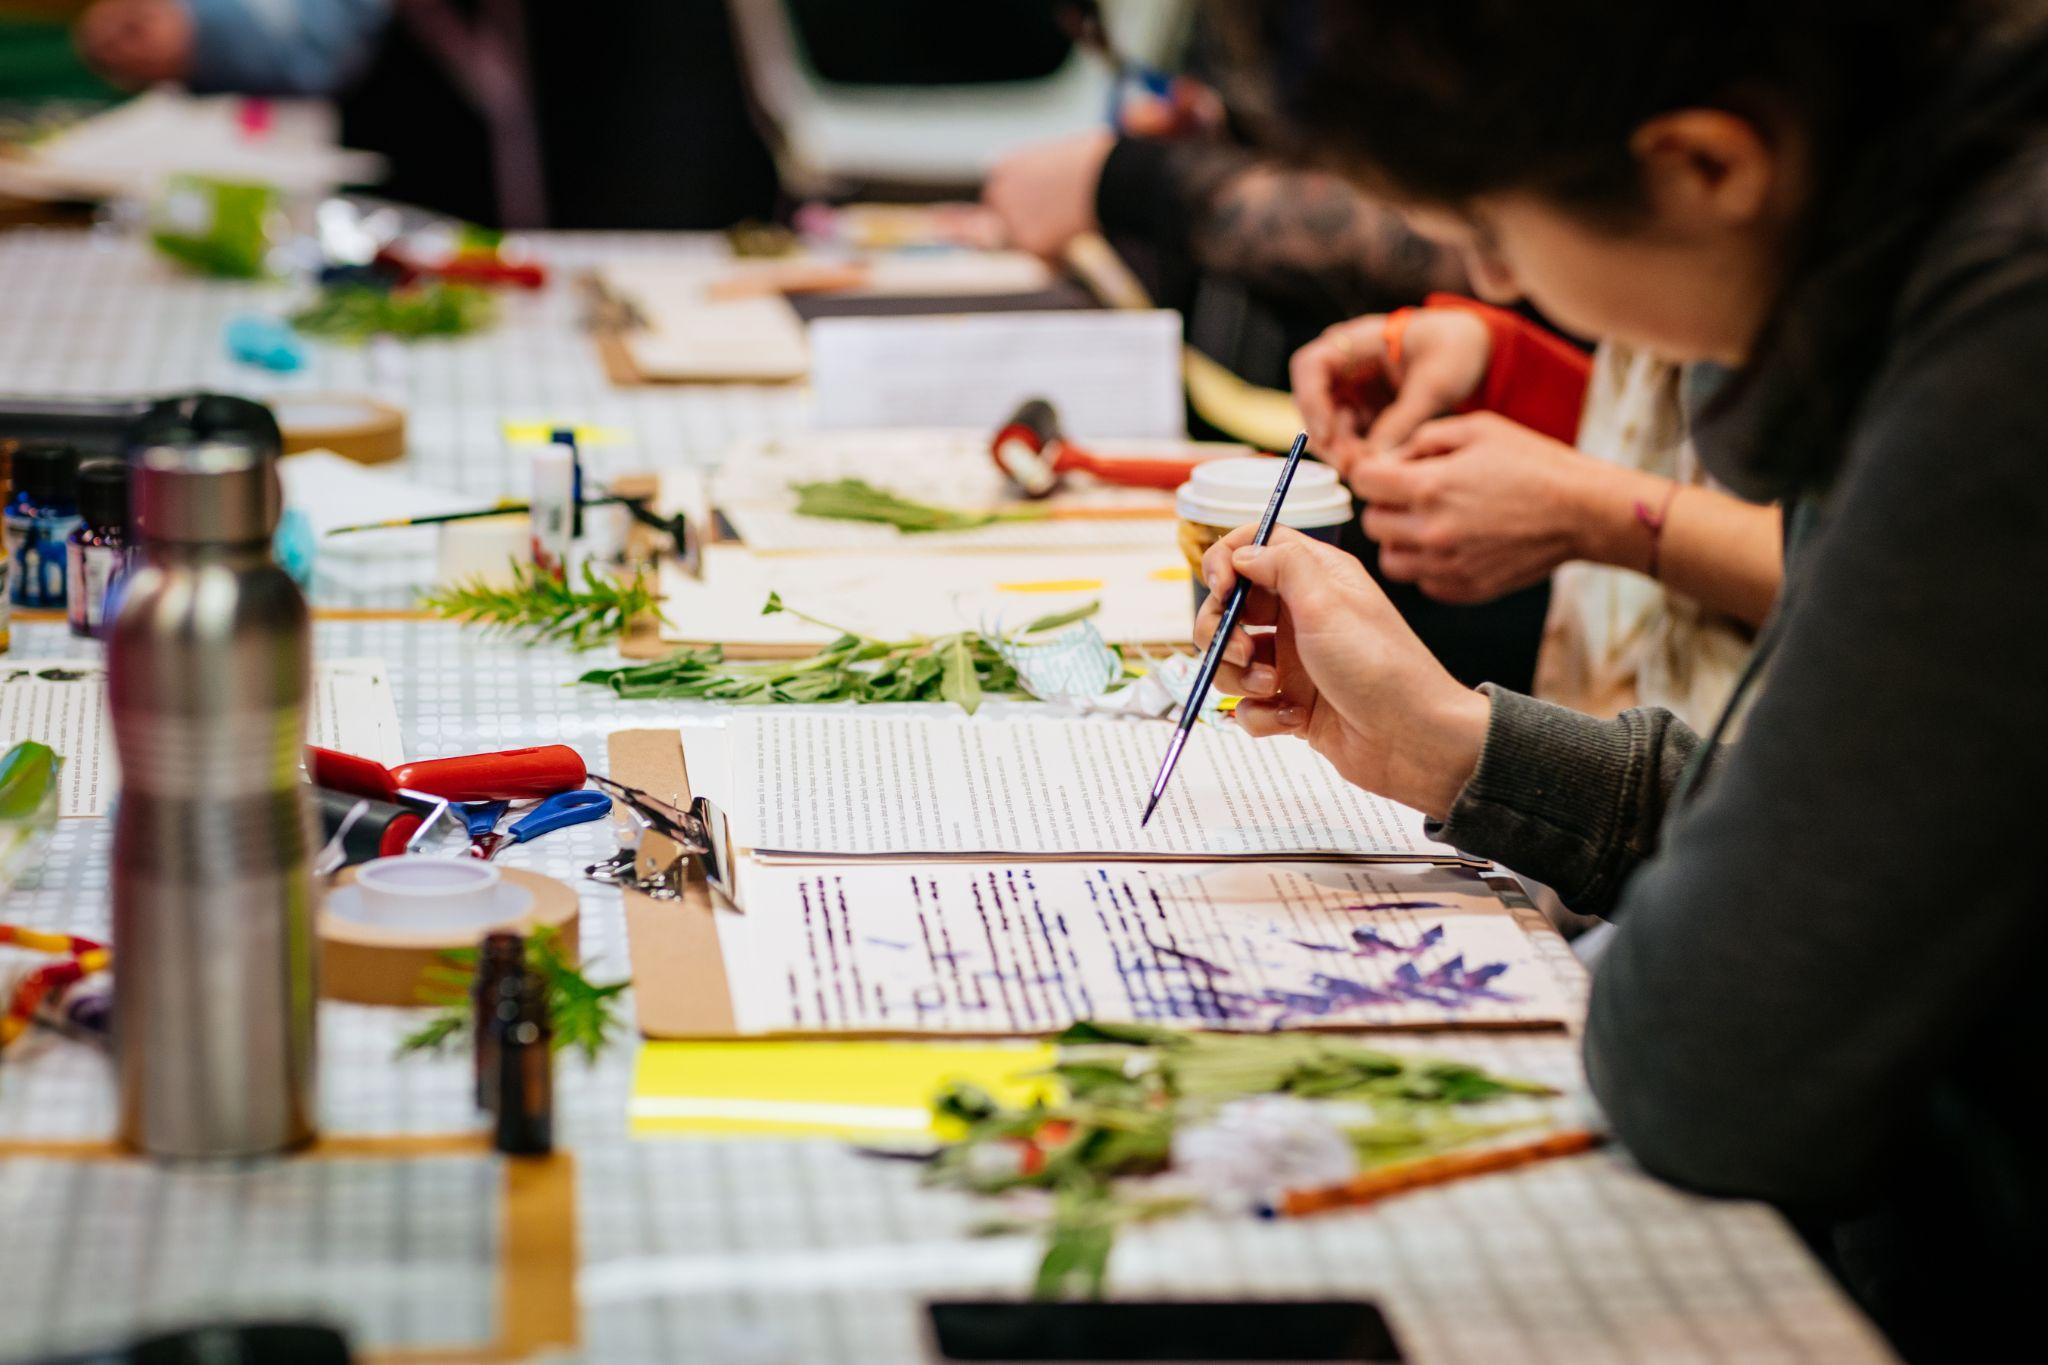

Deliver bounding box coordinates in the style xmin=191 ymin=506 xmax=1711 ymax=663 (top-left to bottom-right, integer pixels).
xmin=1139 ymin=794 xmax=1159 ymax=827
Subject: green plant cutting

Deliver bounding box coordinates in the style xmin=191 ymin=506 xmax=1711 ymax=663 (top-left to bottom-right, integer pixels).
xmin=926 ymin=1023 xmax=1558 ymax=1300
xmin=790 ymin=478 xmax=1049 ymax=534
xmin=421 ymin=561 xmax=662 ymax=650
xmin=398 ymin=924 xmax=628 ymax=1062
xmin=291 ymin=280 xmax=497 ymax=342
xmin=579 ymin=595 xmax=1111 ymax=715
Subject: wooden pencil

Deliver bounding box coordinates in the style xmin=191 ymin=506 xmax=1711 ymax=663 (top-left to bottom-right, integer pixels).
xmin=1274 ymin=1128 xmax=1605 ymax=1218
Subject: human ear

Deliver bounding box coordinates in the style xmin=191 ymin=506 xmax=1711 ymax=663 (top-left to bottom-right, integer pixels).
xmin=1628 ymin=110 xmax=1779 ymax=232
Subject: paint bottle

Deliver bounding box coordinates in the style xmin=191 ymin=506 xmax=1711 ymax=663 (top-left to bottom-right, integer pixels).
xmin=490 ymin=967 xmax=554 ymax=1156
xmin=528 ymin=442 xmax=575 ymax=582
xmin=4 ymin=443 xmax=81 ymax=610
xmin=472 ymin=930 xmax=526 ymax=1109
xmin=66 ymin=461 xmax=130 ymax=638
xmin=1 ymin=443 xmax=11 ymax=653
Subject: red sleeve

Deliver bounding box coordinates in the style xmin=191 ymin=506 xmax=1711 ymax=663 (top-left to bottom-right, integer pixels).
xmin=1423 ymin=292 xmax=1592 ymax=444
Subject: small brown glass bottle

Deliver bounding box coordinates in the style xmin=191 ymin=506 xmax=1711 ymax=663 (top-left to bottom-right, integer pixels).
xmin=491 ymin=971 xmax=553 ymax=1157
xmin=472 ymin=931 xmax=527 ymax=1109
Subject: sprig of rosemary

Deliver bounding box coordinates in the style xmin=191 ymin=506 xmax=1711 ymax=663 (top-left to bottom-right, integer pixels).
xmin=578 ymin=594 xmax=1107 ymax=714
xmin=398 ymin=924 xmax=628 ymax=1063
xmin=790 ymin=478 xmax=1048 ymax=534
xmin=422 ymin=561 xmax=662 ymax=650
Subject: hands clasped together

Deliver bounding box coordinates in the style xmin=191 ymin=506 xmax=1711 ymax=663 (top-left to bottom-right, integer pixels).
xmin=1291 ymin=307 xmax=1633 ymax=603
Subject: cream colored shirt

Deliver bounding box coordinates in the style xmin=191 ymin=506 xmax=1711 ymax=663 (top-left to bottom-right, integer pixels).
xmin=1532 ymin=344 xmax=1757 ymax=732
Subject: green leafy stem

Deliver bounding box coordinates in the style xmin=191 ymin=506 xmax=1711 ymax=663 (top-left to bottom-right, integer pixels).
xmin=421 ymin=561 xmax=664 ymax=651
xmin=578 ymin=594 xmax=1110 ymax=714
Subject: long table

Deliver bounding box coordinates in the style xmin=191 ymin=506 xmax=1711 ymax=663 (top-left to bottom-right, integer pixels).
xmin=0 ymin=229 xmax=1895 ymax=1363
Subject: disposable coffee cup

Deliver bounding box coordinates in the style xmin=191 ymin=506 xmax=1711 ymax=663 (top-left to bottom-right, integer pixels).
xmin=1175 ymin=457 xmax=1352 ymax=613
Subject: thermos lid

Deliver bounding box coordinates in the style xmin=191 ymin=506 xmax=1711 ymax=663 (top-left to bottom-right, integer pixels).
xmin=75 ymin=460 xmax=130 ymax=531
xmin=9 ymin=442 xmax=80 ymax=505
xmin=133 ymin=439 xmax=281 ymax=545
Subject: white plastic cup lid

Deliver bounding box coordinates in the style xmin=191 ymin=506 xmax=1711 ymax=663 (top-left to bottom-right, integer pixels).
xmin=1175 ymin=456 xmax=1351 ymax=530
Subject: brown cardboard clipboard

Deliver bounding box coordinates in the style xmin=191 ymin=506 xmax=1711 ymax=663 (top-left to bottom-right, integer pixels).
xmin=607 ymin=728 xmax=741 ymax=1037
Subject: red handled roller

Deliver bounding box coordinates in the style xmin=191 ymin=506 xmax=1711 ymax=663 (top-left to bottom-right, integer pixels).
xmin=991 ymin=397 xmax=1209 ymax=498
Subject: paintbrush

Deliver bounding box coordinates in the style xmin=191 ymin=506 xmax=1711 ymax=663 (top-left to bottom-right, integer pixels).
xmin=1140 ymin=432 xmax=1309 ymax=827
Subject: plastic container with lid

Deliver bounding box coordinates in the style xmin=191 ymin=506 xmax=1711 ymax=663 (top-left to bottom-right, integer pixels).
xmin=1174 ymin=456 xmax=1354 ymax=611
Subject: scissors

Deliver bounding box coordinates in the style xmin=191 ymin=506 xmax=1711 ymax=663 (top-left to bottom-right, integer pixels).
xmin=460 ymin=789 xmax=612 ymax=861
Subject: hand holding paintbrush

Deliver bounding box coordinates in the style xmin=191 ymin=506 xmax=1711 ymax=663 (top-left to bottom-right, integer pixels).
xmin=1141 ymin=432 xmax=1309 ymax=825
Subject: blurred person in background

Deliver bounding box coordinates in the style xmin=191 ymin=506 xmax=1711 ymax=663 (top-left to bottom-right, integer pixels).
xmin=76 ymin=0 xmax=385 ymax=95
xmin=74 ymin=0 xmax=778 ymax=229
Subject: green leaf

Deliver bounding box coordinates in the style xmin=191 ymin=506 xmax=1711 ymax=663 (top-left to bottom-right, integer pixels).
xmin=940 ymin=634 xmax=982 ymax=715
xmin=1017 ymin=602 xmax=1102 ymax=636
xmin=398 ymin=1010 xmax=467 ymax=1056
xmin=762 ymin=591 xmax=785 ymax=616
xmin=790 ymin=478 xmax=1046 ymax=534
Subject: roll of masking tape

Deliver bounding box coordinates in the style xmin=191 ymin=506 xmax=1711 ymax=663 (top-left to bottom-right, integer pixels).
xmin=319 ymin=862 xmax=579 ymax=1005
xmin=272 ymin=393 xmax=407 ymax=465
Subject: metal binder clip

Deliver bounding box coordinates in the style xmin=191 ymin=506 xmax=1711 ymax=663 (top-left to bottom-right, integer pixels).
xmin=583 ymin=775 xmax=734 ymax=903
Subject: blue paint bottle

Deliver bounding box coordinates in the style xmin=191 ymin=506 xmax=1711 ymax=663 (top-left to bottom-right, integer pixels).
xmin=3 ymin=443 xmax=82 ymax=610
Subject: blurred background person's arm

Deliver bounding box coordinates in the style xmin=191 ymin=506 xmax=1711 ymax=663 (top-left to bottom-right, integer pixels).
xmin=985 ymin=113 xmax=1465 ymax=320
xmin=76 ymin=0 xmax=388 ymax=95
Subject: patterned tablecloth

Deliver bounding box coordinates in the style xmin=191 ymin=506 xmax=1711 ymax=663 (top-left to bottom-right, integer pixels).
xmin=0 ymin=229 xmax=1895 ymax=1363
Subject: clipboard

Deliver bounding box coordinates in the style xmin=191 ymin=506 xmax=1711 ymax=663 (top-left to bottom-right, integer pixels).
xmin=608 ymin=727 xmax=744 ymax=1037
xmin=608 ymin=730 xmax=1555 ymax=1041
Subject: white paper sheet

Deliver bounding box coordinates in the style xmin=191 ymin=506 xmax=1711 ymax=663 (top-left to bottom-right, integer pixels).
xmin=0 ymin=658 xmax=405 ymax=818
xmin=722 ymin=713 xmax=1466 ymax=863
xmin=707 ymin=428 xmax=1237 ymax=555
xmin=660 ymin=545 xmax=1195 ymax=649
xmin=808 ymin=311 xmax=1185 ymax=440
xmin=718 ymin=861 xmax=1568 ymax=1033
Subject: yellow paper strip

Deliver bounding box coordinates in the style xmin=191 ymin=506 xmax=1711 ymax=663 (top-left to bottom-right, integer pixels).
xmin=630 ymin=1040 xmax=1060 ymax=1139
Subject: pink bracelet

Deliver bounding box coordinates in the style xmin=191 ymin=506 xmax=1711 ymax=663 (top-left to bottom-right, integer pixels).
xmin=1632 ymin=482 xmax=1682 ymax=579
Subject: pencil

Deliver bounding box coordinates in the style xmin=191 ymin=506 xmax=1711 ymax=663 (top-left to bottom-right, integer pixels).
xmin=1271 ymin=1128 xmax=1605 ymax=1218
xmin=1140 ymin=431 xmax=1310 ymax=826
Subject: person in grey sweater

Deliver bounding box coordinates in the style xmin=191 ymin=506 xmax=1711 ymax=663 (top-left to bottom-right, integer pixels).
xmin=1203 ymin=1 xmax=2048 ymax=1358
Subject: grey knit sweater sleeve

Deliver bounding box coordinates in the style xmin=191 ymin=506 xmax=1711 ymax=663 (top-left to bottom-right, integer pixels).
xmin=1428 ymin=686 xmax=1703 ymax=919
xmin=1431 ymin=260 xmax=2048 ymax=1211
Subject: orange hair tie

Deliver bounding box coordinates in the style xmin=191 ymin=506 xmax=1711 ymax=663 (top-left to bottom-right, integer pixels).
xmin=1382 ymin=307 xmax=1420 ymax=374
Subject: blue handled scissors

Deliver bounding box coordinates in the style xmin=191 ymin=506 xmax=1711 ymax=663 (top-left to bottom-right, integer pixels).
xmin=461 ymin=790 xmax=611 ymax=861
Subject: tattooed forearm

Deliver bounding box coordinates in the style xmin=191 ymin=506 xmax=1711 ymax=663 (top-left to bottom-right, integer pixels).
xmin=1188 ymin=163 xmax=1468 ymax=313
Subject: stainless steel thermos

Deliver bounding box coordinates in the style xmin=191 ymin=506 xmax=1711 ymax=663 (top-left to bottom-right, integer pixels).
xmin=109 ymin=397 xmax=318 ymax=1158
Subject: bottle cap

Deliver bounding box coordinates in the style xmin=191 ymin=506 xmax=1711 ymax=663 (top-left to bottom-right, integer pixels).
xmin=9 ymin=443 xmax=80 ymax=506
xmin=75 ymin=461 xmax=129 ymax=532
xmin=132 ymin=439 xmax=281 ymax=545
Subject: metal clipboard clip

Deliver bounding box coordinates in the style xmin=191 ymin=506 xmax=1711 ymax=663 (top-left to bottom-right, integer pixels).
xmin=583 ymin=774 xmax=734 ymax=904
